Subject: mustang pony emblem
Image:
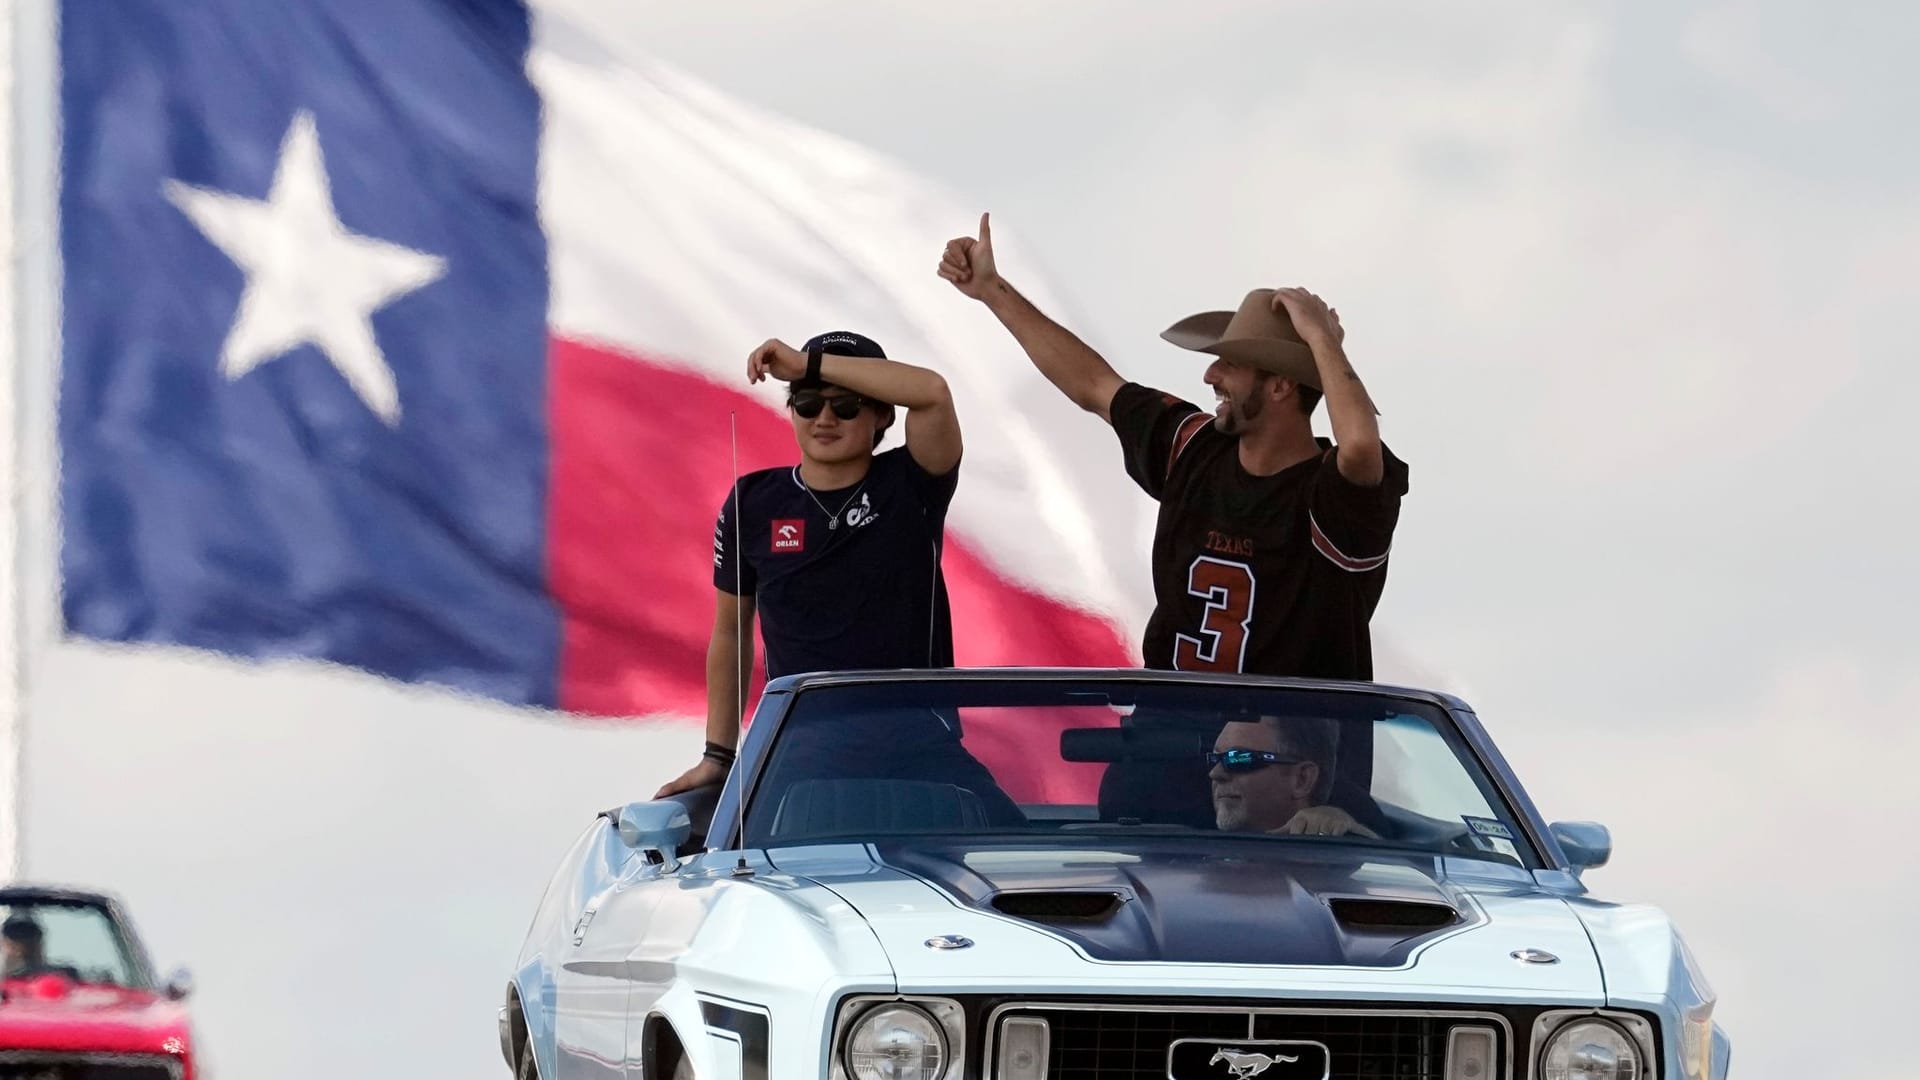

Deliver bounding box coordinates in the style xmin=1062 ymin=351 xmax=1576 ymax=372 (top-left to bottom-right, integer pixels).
xmin=1210 ymin=1048 xmax=1299 ymax=1078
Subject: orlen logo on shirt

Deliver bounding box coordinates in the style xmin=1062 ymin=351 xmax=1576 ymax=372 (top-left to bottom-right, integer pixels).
xmin=771 ymin=519 xmax=805 ymax=552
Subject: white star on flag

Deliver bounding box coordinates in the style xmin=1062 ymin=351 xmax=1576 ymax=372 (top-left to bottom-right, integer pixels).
xmin=163 ymin=110 xmax=446 ymax=425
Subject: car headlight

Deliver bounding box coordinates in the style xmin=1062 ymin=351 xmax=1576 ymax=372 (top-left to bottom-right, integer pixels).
xmin=1540 ymin=1017 xmax=1643 ymax=1080
xmin=844 ymin=1003 xmax=949 ymax=1080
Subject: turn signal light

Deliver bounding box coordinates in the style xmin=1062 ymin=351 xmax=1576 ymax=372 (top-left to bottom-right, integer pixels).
xmin=997 ymin=1017 xmax=1050 ymax=1080
xmin=1447 ymin=1025 xmax=1498 ymax=1080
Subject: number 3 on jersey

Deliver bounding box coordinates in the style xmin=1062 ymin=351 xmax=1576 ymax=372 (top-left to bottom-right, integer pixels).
xmin=1172 ymin=556 xmax=1256 ymax=673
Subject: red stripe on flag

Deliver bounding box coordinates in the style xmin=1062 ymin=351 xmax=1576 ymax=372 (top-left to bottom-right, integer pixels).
xmin=546 ymin=336 xmax=1137 ymax=732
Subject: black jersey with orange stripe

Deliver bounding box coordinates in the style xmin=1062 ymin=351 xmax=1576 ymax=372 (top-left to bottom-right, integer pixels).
xmin=1108 ymin=382 xmax=1409 ymax=680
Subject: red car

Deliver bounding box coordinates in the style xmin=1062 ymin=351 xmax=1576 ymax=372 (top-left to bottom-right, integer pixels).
xmin=0 ymin=884 xmax=198 ymax=1079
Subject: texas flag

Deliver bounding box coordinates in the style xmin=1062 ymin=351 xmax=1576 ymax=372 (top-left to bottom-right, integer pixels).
xmin=55 ymin=0 xmax=1146 ymax=746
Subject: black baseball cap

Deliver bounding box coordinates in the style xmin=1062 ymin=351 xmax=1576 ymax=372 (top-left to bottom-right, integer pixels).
xmin=793 ymin=330 xmax=887 ymax=390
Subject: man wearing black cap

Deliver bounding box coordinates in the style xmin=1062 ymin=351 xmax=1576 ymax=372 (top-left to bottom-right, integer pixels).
xmin=655 ymin=331 xmax=1007 ymax=811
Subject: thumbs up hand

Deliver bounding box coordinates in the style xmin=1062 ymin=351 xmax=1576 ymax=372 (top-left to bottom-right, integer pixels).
xmin=938 ymin=212 xmax=999 ymax=301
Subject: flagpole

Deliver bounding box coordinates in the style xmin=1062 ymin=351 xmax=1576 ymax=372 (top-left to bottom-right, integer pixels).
xmin=1 ymin=0 xmax=27 ymax=880
xmin=0 ymin=0 xmax=55 ymax=883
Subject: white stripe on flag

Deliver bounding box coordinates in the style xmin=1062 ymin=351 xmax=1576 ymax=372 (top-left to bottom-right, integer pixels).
xmin=526 ymin=8 xmax=1151 ymax=630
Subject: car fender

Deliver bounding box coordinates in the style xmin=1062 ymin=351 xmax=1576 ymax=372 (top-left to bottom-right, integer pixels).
xmin=640 ymin=985 xmax=720 ymax=1080
xmin=618 ymin=850 xmax=898 ymax=1077
xmin=510 ymin=816 xmax=628 ymax=1079
xmin=1565 ymin=899 xmax=1722 ymax=1079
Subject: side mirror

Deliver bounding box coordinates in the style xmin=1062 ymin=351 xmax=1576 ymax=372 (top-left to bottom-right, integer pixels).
xmin=1549 ymin=821 xmax=1612 ymax=875
xmin=655 ymin=782 xmax=722 ymax=853
xmin=162 ymin=967 xmax=194 ymax=1000
xmin=616 ymin=800 xmax=693 ymax=871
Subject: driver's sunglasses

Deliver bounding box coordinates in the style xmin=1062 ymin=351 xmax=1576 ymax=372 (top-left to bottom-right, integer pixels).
xmin=788 ymin=392 xmax=870 ymax=421
xmin=1205 ymin=748 xmax=1304 ymax=772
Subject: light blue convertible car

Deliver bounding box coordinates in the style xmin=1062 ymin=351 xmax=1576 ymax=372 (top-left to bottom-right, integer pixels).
xmin=502 ymin=669 xmax=1731 ymax=1080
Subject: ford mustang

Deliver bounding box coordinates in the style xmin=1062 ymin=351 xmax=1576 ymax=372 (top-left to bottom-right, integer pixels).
xmin=501 ymin=668 xmax=1731 ymax=1080
xmin=0 ymin=884 xmax=199 ymax=1079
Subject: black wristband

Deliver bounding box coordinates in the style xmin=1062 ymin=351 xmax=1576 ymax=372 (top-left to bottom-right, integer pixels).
xmin=804 ymin=342 xmax=823 ymax=385
xmin=702 ymin=740 xmax=737 ymax=767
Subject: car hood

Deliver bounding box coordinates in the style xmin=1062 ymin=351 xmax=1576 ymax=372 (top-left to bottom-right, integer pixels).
xmin=775 ymin=840 xmax=1606 ymax=1003
xmin=0 ymin=980 xmax=190 ymax=1053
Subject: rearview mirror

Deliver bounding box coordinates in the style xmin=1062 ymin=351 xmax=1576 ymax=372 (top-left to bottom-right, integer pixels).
xmin=616 ymin=800 xmax=693 ymax=871
xmin=163 ymin=967 xmax=194 ymax=1000
xmin=1549 ymin=821 xmax=1612 ymax=875
xmin=1060 ymin=725 xmax=1207 ymax=763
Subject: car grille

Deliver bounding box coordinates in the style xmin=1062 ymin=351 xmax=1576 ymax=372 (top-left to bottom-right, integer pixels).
xmin=992 ymin=1004 xmax=1505 ymax=1080
xmin=0 ymin=1051 xmax=183 ymax=1080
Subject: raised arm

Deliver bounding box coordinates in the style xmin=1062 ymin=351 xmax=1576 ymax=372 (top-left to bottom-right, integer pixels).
xmin=747 ymin=341 xmax=961 ymax=475
xmin=939 ymin=213 xmax=1126 ymax=423
xmin=1272 ymin=287 xmax=1384 ymax=487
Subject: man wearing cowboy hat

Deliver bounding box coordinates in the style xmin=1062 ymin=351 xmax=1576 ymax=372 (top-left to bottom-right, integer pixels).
xmin=938 ymin=213 xmax=1408 ymax=683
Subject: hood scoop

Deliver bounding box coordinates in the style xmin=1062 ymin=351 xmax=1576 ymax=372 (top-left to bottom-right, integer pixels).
xmin=1328 ymin=897 xmax=1460 ymax=932
xmin=990 ymin=889 xmax=1128 ymax=923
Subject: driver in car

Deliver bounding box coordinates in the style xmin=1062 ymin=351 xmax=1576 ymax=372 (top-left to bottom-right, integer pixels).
xmin=1209 ymin=716 xmax=1376 ymax=837
xmin=2 ymin=915 xmax=79 ymax=980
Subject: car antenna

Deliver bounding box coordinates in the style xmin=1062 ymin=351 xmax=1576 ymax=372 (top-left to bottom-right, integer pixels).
xmin=729 ymin=409 xmax=744 ymax=757
xmin=725 ymin=407 xmax=748 ymax=880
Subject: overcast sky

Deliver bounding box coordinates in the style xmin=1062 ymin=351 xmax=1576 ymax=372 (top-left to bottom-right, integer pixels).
xmin=18 ymin=2 xmax=1920 ymax=1078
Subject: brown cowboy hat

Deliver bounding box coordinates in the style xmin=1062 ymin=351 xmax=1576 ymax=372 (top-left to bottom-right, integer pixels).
xmin=1160 ymin=288 xmax=1323 ymax=385
xmin=1161 ymin=288 xmax=1381 ymax=415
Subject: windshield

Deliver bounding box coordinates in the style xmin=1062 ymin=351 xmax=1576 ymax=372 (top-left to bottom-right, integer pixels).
xmin=742 ymin=677 xmax=1536 ymax=867
xmin=1 ymin=900 xmax=143 ymax=987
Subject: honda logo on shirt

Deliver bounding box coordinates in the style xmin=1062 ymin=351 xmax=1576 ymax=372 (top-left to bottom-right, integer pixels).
xmin=771 ymin=519 xmax=805 ymax=552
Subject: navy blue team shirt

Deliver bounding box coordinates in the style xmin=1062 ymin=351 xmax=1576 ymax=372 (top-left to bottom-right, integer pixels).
xmin=714 ymin=447 xmax=958 ymax=679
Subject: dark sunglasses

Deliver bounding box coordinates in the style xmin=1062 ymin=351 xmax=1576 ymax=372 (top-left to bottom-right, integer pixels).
xmin=1205 ymin=748 xmax=1304 ymax=772
xmin=788 ymin=392 xmax=870 ymax=420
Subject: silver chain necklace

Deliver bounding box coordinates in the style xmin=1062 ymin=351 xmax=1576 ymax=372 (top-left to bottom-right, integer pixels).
xmin=793 ymin=467 xmax=868 ymax=530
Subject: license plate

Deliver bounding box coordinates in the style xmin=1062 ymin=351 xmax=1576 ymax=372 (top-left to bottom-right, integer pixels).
xmin=1167 ymin=1038 xmax=1331 ymax=1080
